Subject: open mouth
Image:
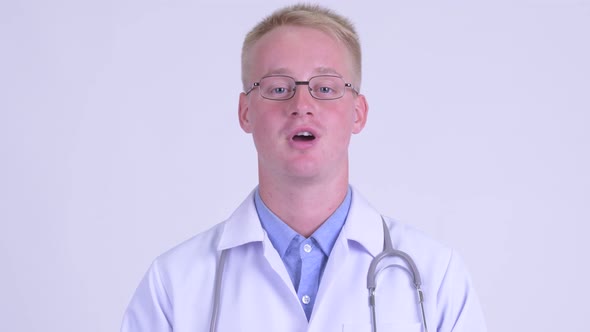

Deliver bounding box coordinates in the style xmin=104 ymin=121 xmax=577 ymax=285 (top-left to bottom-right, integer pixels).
xmin=292 ymin=131 xmax=316 ymax=142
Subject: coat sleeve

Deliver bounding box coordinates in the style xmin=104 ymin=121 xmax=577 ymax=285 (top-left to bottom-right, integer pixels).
xmin=436 ymin=250 xmax=487 ymax=332
xmin=121 ymin=259 xmax=173 ymax=332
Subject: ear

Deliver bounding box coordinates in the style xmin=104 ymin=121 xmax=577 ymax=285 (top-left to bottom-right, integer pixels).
xmin=238 ymin=92 xmax=253 ymax=133
xmin=351 ymin=94 xmax=368 ymax=134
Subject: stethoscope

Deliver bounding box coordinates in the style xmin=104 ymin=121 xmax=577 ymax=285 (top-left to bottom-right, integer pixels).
xmin=209 ymin=217 xmax=428 ymax=332
xmin=368 ymin=218 xmax=429 ymax=332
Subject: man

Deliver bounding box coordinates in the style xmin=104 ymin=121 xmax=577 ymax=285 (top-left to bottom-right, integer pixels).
xmin=122 ymin=4 xmax=486 ymax=331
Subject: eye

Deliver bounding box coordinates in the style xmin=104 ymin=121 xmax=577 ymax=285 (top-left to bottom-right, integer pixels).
xmin=317 ymin=86 xmax=334 ymax=94
xmin=272 ymin=87 xmax=288 ymax=94
xmin=262 ymin=84 xmax=290 ymax=96
xmin=310 ymin=77 xmax=342 ymax=97
xmin=260 ymin=76 xmax=295 ymax=98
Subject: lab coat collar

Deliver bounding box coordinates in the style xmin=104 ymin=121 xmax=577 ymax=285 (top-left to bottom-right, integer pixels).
xmin=217 ymin=187 xmax=385 ymax=257
xmin=341 ymin=187 xmax=385 ymax=257
xmin=217 ymin=189 xmax=266 ymax=251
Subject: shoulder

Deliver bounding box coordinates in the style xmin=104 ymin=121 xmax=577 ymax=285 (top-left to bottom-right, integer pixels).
xmin=385 ymin=216 xmax=451 ymax=257
xmin=384 ymin=217 xmax=486 ymax=330
xmin=347 ymin=187 xmax=454 ymax=266
xmin=153 ymin=189 xmax=261 ymax=272
xmin=385 ymin=217 xmax=455 ymax=275
xmin=154 ymin=221 xmax=226 ymax=274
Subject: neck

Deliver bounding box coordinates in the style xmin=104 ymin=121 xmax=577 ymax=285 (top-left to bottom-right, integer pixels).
xmin=258 ymin=175 xmax=349 ymax=237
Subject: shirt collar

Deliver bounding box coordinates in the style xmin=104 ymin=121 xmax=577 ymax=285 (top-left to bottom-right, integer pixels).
xmin=255 ymin=187 xmax=352 ymax=258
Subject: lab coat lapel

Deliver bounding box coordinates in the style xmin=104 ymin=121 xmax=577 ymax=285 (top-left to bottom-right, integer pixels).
xmin=218 ymin=190 xmax=301 ymax=307
xmin=310 ymin=188 xmax=384 ymax=324
xmin=217 ymin=190 xmax=264 ymax=250
xmin=342 ymin=187 xmax=384 ymax=257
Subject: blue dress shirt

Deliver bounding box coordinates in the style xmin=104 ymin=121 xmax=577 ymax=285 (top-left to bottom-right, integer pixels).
xmin=254 ymin=187 xmax=352 ymax=320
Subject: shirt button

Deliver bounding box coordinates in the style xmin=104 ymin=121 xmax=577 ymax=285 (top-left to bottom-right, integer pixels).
xmin=302 ymin=295 xmax=311 ymax=304
xmin=303 ymin=244 xmax=312 ymax=253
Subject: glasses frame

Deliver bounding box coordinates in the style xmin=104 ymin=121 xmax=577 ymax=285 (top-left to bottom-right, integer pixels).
xmin=245 ymin=75 xmax=359 ymax=101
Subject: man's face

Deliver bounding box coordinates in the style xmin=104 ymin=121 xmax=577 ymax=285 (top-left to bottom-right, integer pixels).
xmin=239 ymin=25 xmax=368 ymax=183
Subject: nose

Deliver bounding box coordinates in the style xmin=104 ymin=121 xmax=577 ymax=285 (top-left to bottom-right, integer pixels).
xmin=288 ymin=85 xmax=315 ymax=117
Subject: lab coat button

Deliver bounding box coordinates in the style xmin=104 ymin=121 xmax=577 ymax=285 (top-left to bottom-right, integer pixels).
xmin=303 ymin=244 xmax=312 ymax=253
xmin=302 ymin=295 xmax=311 ymax=304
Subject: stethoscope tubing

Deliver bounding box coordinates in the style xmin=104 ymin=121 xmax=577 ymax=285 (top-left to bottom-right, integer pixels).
xmin=367 ymin=218 xmax=428 ymax=332
xmin=209 ymin=249 xmax=227 ymax=332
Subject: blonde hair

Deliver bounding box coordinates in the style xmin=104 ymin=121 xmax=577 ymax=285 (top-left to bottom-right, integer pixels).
xmin=241 ymin=3 xmax=362 ymax=91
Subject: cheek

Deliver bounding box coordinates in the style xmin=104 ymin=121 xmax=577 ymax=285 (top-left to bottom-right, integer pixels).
xmin=250 ymin=114 xmax=279 ymax=149
xmin=337 ymin=110 xmax=358 ymax=134
xmin=326 ymin=113 xmax=355 ymax=149
xmin=251 ymin=114 xmax=274 ymax=136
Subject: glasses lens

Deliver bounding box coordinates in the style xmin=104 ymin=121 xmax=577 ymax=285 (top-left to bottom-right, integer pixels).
xmin=309 ymin=76 xmax=345 ymax=100
xmin=259 ymin=76 xmax=295 ymax=100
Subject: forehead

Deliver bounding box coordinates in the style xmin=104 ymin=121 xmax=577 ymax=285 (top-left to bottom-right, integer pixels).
xmin=246 ymin=25 xmax=354 ymax=80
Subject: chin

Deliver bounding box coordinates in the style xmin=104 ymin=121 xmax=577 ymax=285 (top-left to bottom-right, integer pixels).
xmin=283 ymin=164 xmax=321 ymax=179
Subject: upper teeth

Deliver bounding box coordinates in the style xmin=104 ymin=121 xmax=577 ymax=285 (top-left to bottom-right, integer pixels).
xmin=297 ymin=131 xmax=313 ymax=136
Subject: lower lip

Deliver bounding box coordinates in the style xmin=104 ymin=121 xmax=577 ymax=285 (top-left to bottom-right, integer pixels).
xmin=289 ymin=138 xmax=317 ymax=149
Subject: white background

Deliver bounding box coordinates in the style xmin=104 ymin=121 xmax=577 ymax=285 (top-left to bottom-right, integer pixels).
xmin=1 ymin=0 xmax=589 ymax=331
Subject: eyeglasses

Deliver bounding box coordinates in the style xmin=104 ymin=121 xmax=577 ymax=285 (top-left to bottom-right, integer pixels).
xmin=245 ymin=75 xmax=359 ymax=101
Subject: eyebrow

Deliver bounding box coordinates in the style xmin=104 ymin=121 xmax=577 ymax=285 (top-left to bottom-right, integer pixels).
xmin=263 ymin=67 xmax=343 ymax=78
xmin=265 ymin=68 xmax=292 ymax=76
xmin=315 ymin=67 xmax=342 ymax=76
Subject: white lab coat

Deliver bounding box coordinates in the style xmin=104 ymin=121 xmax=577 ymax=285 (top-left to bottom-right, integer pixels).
xmin=122 ymin=188 xmax=486 ymax=332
